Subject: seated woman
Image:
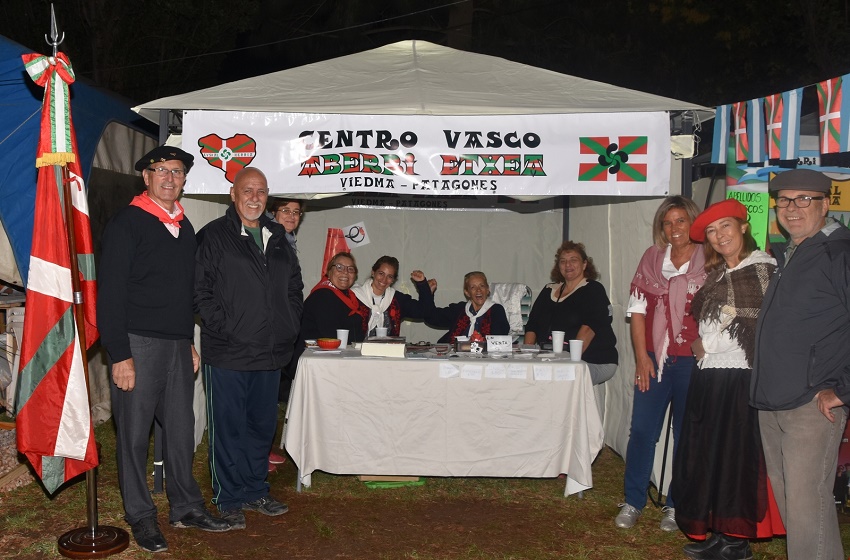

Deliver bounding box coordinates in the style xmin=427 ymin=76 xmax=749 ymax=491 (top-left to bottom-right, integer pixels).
xmin=426 ymin=271 xmax=510 ymax=343
xmin=351 ymin=256 xmax=436 ymax=337
xmin=524 ymin=241 xmax=618 ymax=417
xmin=300 ymin=252 xmax=369 ymax=343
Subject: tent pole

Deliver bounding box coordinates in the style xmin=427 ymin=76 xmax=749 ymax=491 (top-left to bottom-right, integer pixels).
xmin=680 ymin=113 xmax=694 ymax=199
xmin=152 ymin=108 xmax=169 ymax=494
xmin=561 ymin=195 xmax=570 ymax=240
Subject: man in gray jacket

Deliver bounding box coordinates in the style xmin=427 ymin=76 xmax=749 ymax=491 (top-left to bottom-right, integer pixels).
xmin=752 ymin=169 xmax=850 ymax=560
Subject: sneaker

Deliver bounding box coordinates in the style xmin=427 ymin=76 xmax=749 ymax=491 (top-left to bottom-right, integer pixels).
xmin=243 ymin=495 xmax=289 ymax=516
xmin=614 ymin=503 xmax=641 ymax=529
xmin=269 ymin=451 xmax=287 ymax=464
xmin=170 ymin=507 xmax=231 ymax=532
xmin=220 ymin=508 xmax=246 ymax=530
xmin=131 ymin=516 xmax=168 ymax=553
xmin=268 ymin=462 xmax=278 ymax=473
xmin=659 ymin=506 xmax=677 ymax=532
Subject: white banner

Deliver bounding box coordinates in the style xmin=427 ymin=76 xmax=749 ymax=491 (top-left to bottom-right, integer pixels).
xmin=182 ymin=111 xmax=672 ymax=197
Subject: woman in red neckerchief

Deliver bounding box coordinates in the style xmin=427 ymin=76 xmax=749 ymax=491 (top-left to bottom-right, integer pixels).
xmin=300 ymin=252 xmax=369 ymax=343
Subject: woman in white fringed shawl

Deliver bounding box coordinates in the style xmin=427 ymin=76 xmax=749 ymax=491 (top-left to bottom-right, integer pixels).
xmin=351 ymin=256 xmax=435 ymax=337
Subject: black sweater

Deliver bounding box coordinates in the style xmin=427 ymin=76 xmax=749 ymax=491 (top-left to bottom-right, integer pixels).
xmin=97 ymin=206 xmax=196 ymax=363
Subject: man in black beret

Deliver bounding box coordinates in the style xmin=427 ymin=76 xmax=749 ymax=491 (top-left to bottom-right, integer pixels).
xmin=98 ymin=145 xmax=230 ymax=552
xmin=751 ymin=168 xmax=850 ymax=560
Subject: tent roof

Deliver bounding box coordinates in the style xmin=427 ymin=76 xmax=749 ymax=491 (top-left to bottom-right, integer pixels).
xmin=135 ymin=40 xmax=712 ymax=120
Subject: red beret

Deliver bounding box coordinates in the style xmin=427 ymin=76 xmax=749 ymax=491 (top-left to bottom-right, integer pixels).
xmin=689 ymin=198 xmax=748 ymax=243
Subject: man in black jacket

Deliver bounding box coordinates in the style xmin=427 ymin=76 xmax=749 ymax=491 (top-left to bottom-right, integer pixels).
xmin=195 ymin=167 xmax=303 ymax=530
xmin=752 ymin=169 xmax=850 ymax=560
xmin=98 ymin=146 xmax=230 ymax=553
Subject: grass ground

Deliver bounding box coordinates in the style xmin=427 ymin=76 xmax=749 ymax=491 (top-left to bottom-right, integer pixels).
xmin=1 ymin=412 xmax=848 ymax=559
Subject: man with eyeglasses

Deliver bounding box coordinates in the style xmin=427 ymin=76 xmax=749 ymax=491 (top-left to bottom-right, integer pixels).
xmin=751 ymin=168 xmax=850 ymax=560
xmin=98 ymin=146 xmax=230 ymax=552
xmin=194 ymin=167 xmax=303 ymax=530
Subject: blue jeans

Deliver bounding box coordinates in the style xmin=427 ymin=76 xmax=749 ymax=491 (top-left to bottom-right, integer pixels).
xmin=623 ymin=353 xmax=693 ymax=510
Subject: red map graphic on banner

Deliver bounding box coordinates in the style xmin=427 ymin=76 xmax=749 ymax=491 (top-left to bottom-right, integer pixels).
xmin=198 ymin=133 xmax=257 ymax=183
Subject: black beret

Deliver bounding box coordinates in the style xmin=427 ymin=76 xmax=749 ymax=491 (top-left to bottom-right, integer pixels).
xmin=135 ymin=146 xmax=194 ymax=172
xmin=769 ymin=169 xmax=832 ymax=193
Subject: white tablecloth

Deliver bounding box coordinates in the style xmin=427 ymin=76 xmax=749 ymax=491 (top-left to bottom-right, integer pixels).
xmin=283 ymin=351 xmax=604 ymax=495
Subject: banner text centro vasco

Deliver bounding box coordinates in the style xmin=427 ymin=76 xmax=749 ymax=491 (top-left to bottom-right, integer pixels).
xmin=182 ymin=111 xmax=672 ymax=197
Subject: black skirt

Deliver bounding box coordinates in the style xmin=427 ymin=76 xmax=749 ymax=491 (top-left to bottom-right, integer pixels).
xmin=672 ymin=364 xmax=772 ymax=538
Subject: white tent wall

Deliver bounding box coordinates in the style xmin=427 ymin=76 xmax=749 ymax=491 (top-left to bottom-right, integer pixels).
xmin=570 ymin=157 xmax=687 ymax=498
xmin=180 ymin=195 xmax=564 ymax=344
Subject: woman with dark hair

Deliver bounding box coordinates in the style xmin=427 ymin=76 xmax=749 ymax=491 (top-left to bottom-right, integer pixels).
xmin=267 ymin=197 xmax=305 ymax=252
xmin=426 ymin=271 xmax=510 ymax=343
xmin=524 ymin=241 xmax=618 ymax=387
xmin=673 ymin=198 xmax=783 ymax=559
xmin=616 ymin=195 xmax=706 ymax=532
xmin=300 ymin=252 xmax=369 ymax=343
xmin=351 ymin=256 xmax=435 ymax=337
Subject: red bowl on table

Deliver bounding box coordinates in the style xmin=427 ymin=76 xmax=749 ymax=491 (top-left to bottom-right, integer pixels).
xmin=317 ymin=338 xmax=341 ymax=349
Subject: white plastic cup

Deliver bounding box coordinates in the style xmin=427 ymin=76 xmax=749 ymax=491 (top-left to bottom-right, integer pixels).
xmin=551 ymin=330 xmax=565 ymax=353
xmin=375 ymin=327 xmax=388 ymax=337
xmin=336 ymin=329 xmax=349 ymax=348
xmin=569 ymin=339 xmax=583 ymax=362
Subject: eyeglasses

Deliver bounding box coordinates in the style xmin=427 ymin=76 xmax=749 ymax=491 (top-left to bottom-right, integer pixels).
xmin=147 ymin=166 xmax=185 ymax=178
xmin=276 ymin=208 xmax=303 ymax=217
xmin=774 ymin=195 xmax=826 ymax=208
xmin=333 ymin=263 xmax=356 ymax=273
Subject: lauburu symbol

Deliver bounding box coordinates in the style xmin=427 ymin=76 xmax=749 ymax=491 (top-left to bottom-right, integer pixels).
xmin=598 ymin=143 xmax=629 ymax=174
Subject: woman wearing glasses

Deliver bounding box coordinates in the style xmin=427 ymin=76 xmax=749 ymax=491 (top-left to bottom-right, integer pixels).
xmin=300 ymin=252 xmax=369 ymax=343
xmin=268 ymin=198 xmax=305 ymax=252
xmin=426 ymin=271 xmax=510 ymax=343
xmin=351 ymin=256 xmax=436 ymax=337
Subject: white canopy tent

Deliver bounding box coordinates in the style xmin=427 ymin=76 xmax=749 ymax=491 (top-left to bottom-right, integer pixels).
xmin=135 ymin=41 xmax=712 ymax=486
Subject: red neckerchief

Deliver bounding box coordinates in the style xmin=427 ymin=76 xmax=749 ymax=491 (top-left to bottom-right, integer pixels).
xmin=310 ymin=278 xmax=361 ymax=316
xmin=129 ymin=192 xmax=184 ymax=227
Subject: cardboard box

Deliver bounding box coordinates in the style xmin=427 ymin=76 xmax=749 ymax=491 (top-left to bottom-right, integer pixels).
xmin=357 ymin=475 xmax=420 ymax=482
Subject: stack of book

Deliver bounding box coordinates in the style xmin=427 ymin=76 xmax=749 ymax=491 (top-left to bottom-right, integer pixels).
xmin=360 ymin=336 xmax=406 ymax=358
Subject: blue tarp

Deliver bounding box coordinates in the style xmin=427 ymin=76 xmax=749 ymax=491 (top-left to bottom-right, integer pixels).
xmin=0 ymin=35 xmax=153 ymax=285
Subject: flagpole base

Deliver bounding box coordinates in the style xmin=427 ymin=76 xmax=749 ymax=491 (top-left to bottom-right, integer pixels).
xmin=58 ymin=525 xmax=129 ymax=559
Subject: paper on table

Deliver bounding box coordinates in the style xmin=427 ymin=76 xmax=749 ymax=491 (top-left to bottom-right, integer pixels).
xmin=533 ymin=364 xmax=553 ymax=381
xmin=461 ymin=364 xmax=484 ymax=380
xmin=554 ymin=364 xmax=576 ymax=381
xmin=439 ymin=363 xmax=460 ymax=378
xmin=485 ymin=363 xmax=508 ymax=379
xmin=508 ymin=364 xmax=528 ymax=379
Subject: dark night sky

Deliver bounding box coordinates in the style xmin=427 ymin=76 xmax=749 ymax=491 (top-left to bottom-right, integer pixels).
xmin=2 ymin=0 xmax=850 ymax=110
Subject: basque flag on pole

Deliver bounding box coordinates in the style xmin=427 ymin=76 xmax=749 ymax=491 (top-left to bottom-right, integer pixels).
xmin=764 ymin=88 xmax=803 ymax=165
xmin=15 ymin=51 xmax=99 ymax=494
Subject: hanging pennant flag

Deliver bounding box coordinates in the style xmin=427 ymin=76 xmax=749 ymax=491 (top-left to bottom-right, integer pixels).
xmin=711 ymin=105 xmax=731 ymax=165
xmin=732 ymin=102 xmax=750 ymax=163
xmin=746 ymin=98 xmax=766 ymax=165
xmin=764 ymin=88 xmax=803 ymax=164
xmin=15 ymin=51 xmax=99 ymax=494
xmin=817 ymin=74 xmax=850 ymax=166
xmin=320 ymin=227 xmax=351 ymax=277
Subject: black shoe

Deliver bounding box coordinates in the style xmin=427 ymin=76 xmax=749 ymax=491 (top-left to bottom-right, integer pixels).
xmin=220 ymin=508 xmax=247 ymax=530
xmin=683 ymin=533 xmax=721 ymax=559
xmin=684 ymin=533 xmax=751 ymax=560
xmin=170 ymin=507 xmax=231 ymax=532
xmin=243 ymin=495 xmax=289 ymax=516
xmin=131 ymin=516 xmax=168 ymax=553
